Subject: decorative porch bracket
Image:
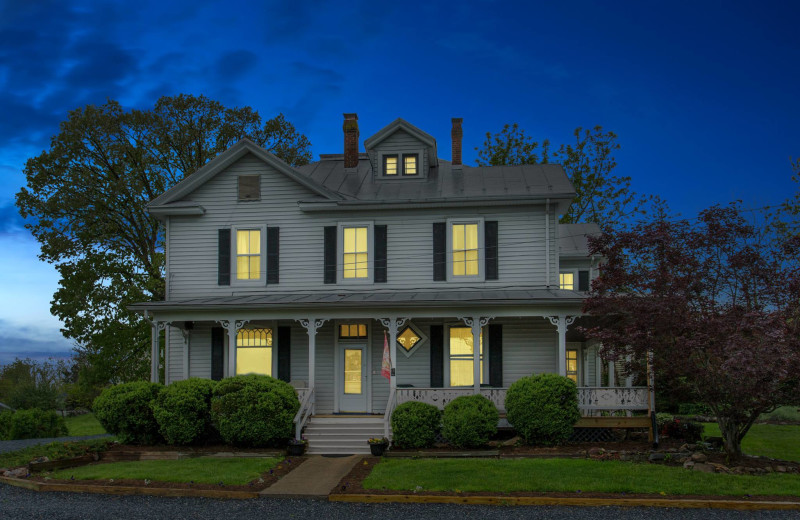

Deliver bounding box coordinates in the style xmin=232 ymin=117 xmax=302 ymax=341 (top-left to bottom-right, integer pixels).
xmin=377 ymin=317 xmax=409 ymax=393
xmin=216 ymin=319 xmax=250 ymax=378
xmin=545 ymin=315 xmax=576 ymax=377
xmin=296 ymin=318 xmax=328 ymax=393
xmin=457 ymin=316 xmax=493 ymax=394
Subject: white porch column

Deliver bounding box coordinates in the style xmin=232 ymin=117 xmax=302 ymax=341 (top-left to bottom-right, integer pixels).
xmin=625 ymin=354 xmax=633 ymax=387
xmin=378 ymin=318 xmax=409 ymax=393
xmin=296 ymin=318 xmax=328 ymax=393
xmin=150 ymin=321 xmax=160 ymax=383
xmin=217 ymin=319 xmax=249 ymax=378
xmin=608 ymin=359 xmax=616 ymax=387
xmin=180 ymin=327 xmax=191 ymax=380
xmin=545 ymin=315 xmax=575 ymax=377
xmin=458 ymin=316 xmax=493 ymax=394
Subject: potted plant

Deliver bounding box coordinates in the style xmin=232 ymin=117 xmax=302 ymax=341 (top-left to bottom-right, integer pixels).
xmin=287 ymin=438 xmax=307 ymax=456
xmin=368 ymin=437 xmax=390 ymax=456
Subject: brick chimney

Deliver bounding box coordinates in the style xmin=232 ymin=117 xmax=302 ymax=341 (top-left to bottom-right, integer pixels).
xmin=451 ymin=117 xmax=463 ymax=167
xmin=343 ymin=113 xmax=359 ymax=168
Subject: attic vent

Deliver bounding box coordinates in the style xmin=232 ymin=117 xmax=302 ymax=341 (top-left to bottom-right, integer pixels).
xmin=238 ymin=175 xmax=260 ymax=201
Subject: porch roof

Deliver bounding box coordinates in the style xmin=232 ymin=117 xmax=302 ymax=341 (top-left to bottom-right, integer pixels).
xmin=130 ymin=287 xmax=585 ymax=313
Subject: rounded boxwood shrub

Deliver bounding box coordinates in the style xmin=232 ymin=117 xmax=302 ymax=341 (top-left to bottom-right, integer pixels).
xmin=505 ymin=373 xmax=580 ymax=445
xmin=391 ymin=401 xmax=441 ymax=448
xmin=441 ymin=395 xmax=498 ymax=449
xmin=93 ymin=381 xmax=164 ymax=445
xmin=210 ymin=375 xmax=300 ymax=448
xmin=0 ymin=410 xmax=12 ymax=440
xmin=150 ymin=378 xmax=218 ymax=445
xmin=6 ymin=408 xmax=68 ymax=440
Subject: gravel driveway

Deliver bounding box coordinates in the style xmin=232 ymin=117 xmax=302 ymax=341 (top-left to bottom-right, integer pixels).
xmin=0 ymin=485 xmax=797 ymax=520
xmin=0 ymin=434 xmax=111 ymax=454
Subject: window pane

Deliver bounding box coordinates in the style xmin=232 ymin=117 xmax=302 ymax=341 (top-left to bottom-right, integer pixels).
xmin=450 ymin=359 xmax=473 ymax=387
xmin=344 ymin=349 xmax=362 ymax=394
xmin=466 ymin=250 xmax=479 ymax=276
xmin=344 ymin=228 xmax=355 ymax=253
xmin=237 ymin=230 xmax=248 ymax=254
xmin=465 ymin=224 xmax=478 ymax=250
xmin=453 ymin=225 xmax=465 ymax=250
xmin=248 ymin=256 xmax=260 ymax=279
xmin=236 ymin=347 xmax=272 ymax=376
xmin=450 ymin=327 xmax=474 ymax=355
xmin=560 ymin=273 xmax=574 ymax=290
xmin=404 ymin=155 xmax=417 ymax=175
xmin=248 ymin=230 xmax=260 ymax=254
xmin=358 ymin=324 xmax=367 ymax=337
xmin=355 ymin=227 xmax=367 ymax=252
xmin=237 ymin=256 xmax=250 ymax=279
xmin=385 ymin=156 xmax=398 ymax=175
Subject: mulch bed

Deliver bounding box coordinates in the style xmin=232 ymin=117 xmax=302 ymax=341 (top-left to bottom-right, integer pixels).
xmin=27 ymin=455 xmax=306 ymax=492
xmin=331 ymin=456 xmax=798 ymax=503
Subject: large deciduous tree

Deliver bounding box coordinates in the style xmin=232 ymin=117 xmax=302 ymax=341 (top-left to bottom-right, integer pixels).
xmin=475 ymin=124 xmax=653 ymax=229
xmin=16 ymin=94 xmax=312 ymax=384
xmin=583 ymin=203 xmax=800 ymax=458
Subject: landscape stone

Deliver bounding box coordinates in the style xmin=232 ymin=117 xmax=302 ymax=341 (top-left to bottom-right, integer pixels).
xmin=648 ymin=452 xmax=666 ymax=462
xmin=775 ymin=466 xmax=787 ymax=473
xmin=690 ymin=452 xmax=707 ymax=462
xmin=3 ymin=467 xmax=28 ymax=478
xmin=588 ymin=447 xmax=605 ymax=457
xmin=693 ymin=463 xmax=715 ymax=473
xmin=683 ymin=460 xmax=695 ymax=469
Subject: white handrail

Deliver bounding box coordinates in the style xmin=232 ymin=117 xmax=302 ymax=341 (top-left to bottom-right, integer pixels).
xmin=293 ymin=387 xmax=315 ymax=440
xmin=383 ymin=387 xmax=396 ymax=439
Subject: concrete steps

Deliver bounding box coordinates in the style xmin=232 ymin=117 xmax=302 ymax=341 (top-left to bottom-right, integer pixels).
xmin=304 ymin=416 xmax=386 ymax=455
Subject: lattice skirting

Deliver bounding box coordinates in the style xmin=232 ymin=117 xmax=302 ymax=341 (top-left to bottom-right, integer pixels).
xmin=568 ymin=427 xmax=615 ymax=442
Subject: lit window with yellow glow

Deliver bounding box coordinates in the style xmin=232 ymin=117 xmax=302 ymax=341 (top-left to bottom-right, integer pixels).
xmin=452 ymin=223 xmax=479 ymax=276
xmin=236 ymin=328 xmax=272 ymax=376
xmin=236 ymin=229 xmax=261 ymax=280
xmin=560 ymin=272 xmax=574 ymax=290
xmin=566 ymin=349 xmax=578 ymax=382
xmin=403 ymin=155 xmax=418 ymax=175
xmin=397 ymin=326 xmax=421 ymax=352
xmin=384 ymin=155 xmax=398 ymax=175
xmin=339 ymin=324 xmax=367 ymax=339
xmin=343 ymin=226 xmax=368 ymax=279
xmin=449 ymin=327 xmax=483 ymax=387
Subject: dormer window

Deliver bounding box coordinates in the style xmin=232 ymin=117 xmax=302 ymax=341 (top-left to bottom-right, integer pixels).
xmin=382 ymin=153 xmax=420 ymax=176
xmin=384 ymin=155 xmax=398 ymax=175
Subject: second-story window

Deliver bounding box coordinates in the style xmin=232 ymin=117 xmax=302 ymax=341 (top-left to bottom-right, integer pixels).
xmin=343 ymin=226 xmax=369 ymax=279
xmin=452 ymin=223 xmax=479 ymax=277
xmin=560 ymin=272 xmax=574 ymax=290
xmin=236 ymin=228 xmax=262 ymax=280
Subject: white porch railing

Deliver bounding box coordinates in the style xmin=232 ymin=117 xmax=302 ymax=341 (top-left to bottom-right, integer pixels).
xmin=383 ymin=387 xmax=397 ymax=439
xmin=293 ymin=387 xmax=314 ymax=440
xmin=395 ymin=386 xmax=650 ymax=416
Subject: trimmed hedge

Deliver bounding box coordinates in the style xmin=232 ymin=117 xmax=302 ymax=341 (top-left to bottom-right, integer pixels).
xmin=151 ymin=378 xmax=218 ymax=445
xmin=391 ymin=401 xmax=441 ymax=449
xmin=0 ymin=408 xmax=68 ymax=440
xmin=93 ymin=381 xmax=164 ymax=445
xmin=505 ymin=373 xmax=579 ymax=445
xmin=210 ymin=375 xmax=300 ymax=448
xmin=442 ymin=395 xmax=498 ymax=449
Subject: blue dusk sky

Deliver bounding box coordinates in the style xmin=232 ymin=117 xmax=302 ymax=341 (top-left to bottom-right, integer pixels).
xmin=0 ymin=1 xmax=797 ymax=363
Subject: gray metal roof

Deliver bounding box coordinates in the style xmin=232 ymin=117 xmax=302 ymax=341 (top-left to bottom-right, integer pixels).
xmin=130 ymin=288 xmax=584 ymax=312
xmin=558 ymin=223 xmax=601 ymax=257
xmin=295 ymin=157 xmax=575 ymax=204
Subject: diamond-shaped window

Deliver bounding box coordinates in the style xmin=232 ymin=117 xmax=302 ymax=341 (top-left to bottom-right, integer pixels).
xmin=397 ymin=327 xmax=421 ymax=352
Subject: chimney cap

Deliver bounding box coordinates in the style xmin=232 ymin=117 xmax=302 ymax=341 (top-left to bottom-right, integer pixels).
xmin=343 ymin=113 xmax=358 ymax=120
xmin=451 ymin=117 xmax=463 ymax=124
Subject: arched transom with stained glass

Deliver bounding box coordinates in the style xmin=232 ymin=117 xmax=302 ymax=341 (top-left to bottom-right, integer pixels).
xmin=236 ymin=328 xmax=273 ymax=376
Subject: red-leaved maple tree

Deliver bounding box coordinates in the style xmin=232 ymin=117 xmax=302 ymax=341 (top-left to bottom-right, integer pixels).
xmin=583 ymin=203 xmax=800 ymax=458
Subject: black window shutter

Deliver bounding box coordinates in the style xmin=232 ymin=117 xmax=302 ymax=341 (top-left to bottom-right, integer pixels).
xmin=277 ymin=326 xmax=291 ymax=382
xmin=488 ymin=324 xmax=503 ymax=387
xmin=324 ymin=226 xmax=337 ymax=284
xmin=432 ymin=222 xmax=446 ymax=281
xmin=267 ymin=227 xmax=280 ymax=284
xmin=429 ymin=325 xmax=444 ymax=387
xmin=485 ymin=221 xmax=498 ymax=280
xmin=578 ymin=270 xmax=590 ymax=291
xmin=218 ymin=229 xmax=231 ymax=286
xmin=211 ymin=327 xmax=225 ymax=381
xmin=374 ymin=225 xmax=387 ymax=283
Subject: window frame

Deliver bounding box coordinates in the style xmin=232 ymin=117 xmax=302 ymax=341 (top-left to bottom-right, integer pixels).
xmin=402 ymin=153 xmax=419 ymax=176
xmin=559 ymin=271 xmax=576 ymax=291
xmin=383 ymin=154 xmax=399 ymax=176
xmin=234 ymin=325 xmax=276 ymax=377
xmin=237 ymin=174 xmax=261 ymax=202
xmin=337 ymin=222 xmax=374 ymax=284
xmin=444 ymin=325 xmax=487 ymax=388
xmin=379 ymin=150 xmax=425 ymax=178
xmin=231 ymin=224 xmax=267 ymax=285
xmin=446 ymin=218 xmax=485 ymax=281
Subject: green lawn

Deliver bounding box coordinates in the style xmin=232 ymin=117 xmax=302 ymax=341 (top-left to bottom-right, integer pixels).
xmin=48 ymin=456 xmax=282 ymax=485
xmin=702 ymin=423 xmax=800 ymax=463
xmin=760 ymin=406 xmax=800 ymax=423
xmin=364 ymin=458 xmax=800 ymax=497
xmin=0 ymin=439 xmax=113 ymax=469
xmin=64 ymin=413 xmax=107 ymax=436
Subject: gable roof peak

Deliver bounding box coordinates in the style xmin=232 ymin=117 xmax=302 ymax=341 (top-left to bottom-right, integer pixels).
xmin=363 ymin=118 xmax=437 ymax=149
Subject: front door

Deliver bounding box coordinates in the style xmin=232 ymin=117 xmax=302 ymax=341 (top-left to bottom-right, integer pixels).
xmin=339 ymin=344 xmax=368 ymax=412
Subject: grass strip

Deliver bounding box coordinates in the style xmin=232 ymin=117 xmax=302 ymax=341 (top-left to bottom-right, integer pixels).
xmin=364 ymin=458 xmax=800 ymax=497
xmin=49 ymin=456 xmax=282 ymax=485
xmin=703 ymin=423 xmax=800 ymax=463
xmin=0 ymin=439 xmax=113 ymax=469
xmin=64 ymin=413 xmax=107 ymax=436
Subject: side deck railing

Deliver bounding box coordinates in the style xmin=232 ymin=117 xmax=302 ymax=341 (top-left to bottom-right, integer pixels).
xmin=293 ymin=387 xmax=314 ymax=441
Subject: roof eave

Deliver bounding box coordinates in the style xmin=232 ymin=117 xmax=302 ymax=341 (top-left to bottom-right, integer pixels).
xmin=298 ymin=193 xmax=577 ymax=212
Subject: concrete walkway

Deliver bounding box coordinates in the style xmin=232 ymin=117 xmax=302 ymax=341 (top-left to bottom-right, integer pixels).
xmin=261 ymin=454 xmax=362 ymax=498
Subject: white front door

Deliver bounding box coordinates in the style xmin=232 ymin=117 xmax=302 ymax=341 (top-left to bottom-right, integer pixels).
xmin=339 ymin=344 xmax=368 ymax=412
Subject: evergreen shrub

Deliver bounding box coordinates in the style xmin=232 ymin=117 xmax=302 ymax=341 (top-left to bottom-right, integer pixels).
xmin=151 ymin=378 xmax=218 ymax=445
xmin=441 ymin=395 xmax=498 ymax=449
xmin=391 ymin=401 xmax=441 ymax=449
xmin=0 ymin=409 xmax=14 ymax=440
xmin=505 ymin=373 xmax=579 ymax=445
xmin=4 ymin=408 xmax=68 ymax=440
xmin=210 ymin=375 xmax=300 ymax=447
xmin=93 ymin=381 xmax=164 ymax=445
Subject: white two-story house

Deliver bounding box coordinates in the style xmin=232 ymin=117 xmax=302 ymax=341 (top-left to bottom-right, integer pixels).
xmin=132 ymin=115 xmax=651 ymax=453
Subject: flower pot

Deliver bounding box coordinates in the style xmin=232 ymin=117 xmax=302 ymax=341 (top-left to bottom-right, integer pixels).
xmin=287 ymin=443 xmax=306 ymax=456
xmin=369 ymin=442 xmax=389 ymax=456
